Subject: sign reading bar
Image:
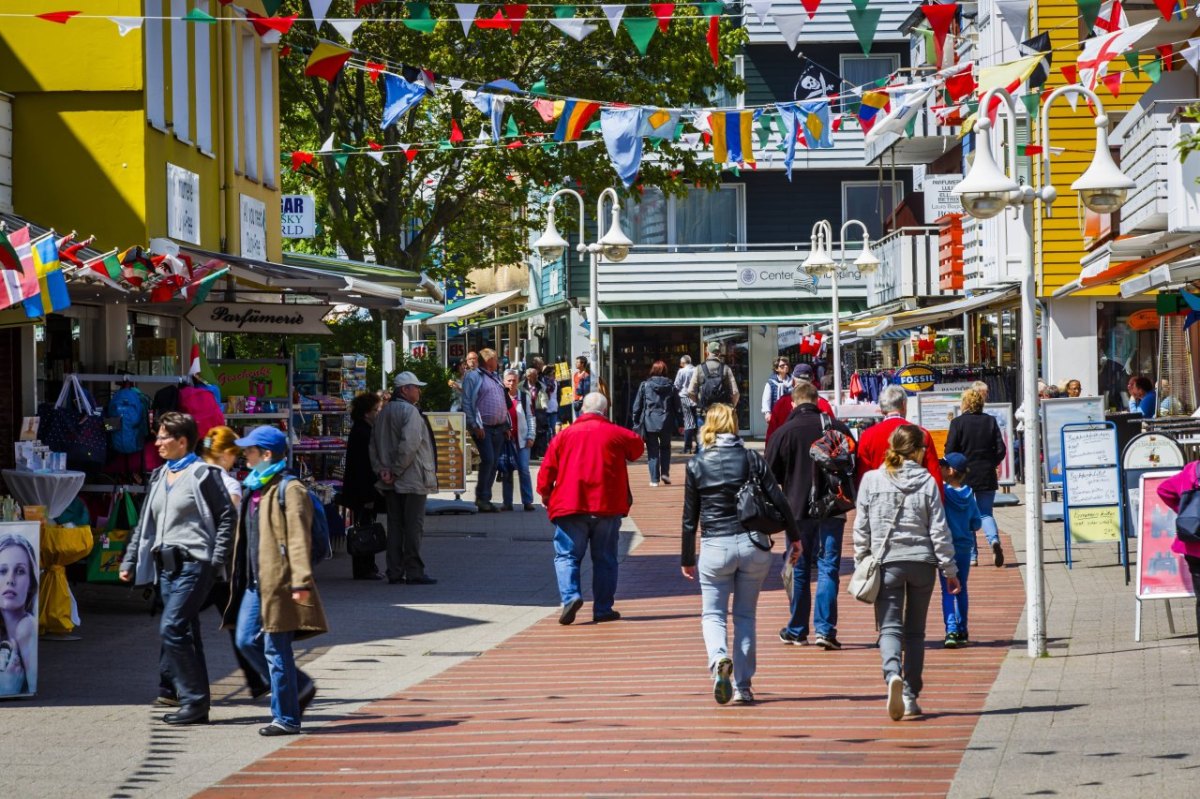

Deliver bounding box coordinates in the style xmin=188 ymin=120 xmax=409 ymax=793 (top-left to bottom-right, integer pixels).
xmin=186 ymin=303 xmax=333 ymax=335
xmin=281 ymin=194 xmax=316 ymax=239
xmin=167 ymin=163 xmax=201 ymax=244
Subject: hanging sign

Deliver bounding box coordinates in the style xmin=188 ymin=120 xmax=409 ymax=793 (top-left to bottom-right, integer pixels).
xmin=895 ymin=363 xmax=938 ymax=393
xmin=240 ymin=195 xmax=268 ymax=259
xmin=186 ymin=302 xmax=333 ymax=335
xmin=281 ymin=194 xmax=317 ymax=239
xmin=167 ymin=163 xmax=201 ymax=244
xmin=923 ymin=174 xmax=964 ymax=220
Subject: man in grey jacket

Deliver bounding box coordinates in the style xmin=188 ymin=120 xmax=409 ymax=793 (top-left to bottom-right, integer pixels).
xmin=371 ymin=371 xmax=439 ymax=585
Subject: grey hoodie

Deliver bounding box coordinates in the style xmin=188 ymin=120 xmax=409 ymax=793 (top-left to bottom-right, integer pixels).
xmin=852 ymin=460 xmax=958 ymax=578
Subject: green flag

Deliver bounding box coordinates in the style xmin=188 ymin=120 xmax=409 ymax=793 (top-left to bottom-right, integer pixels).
xmin=1145 ymin=58 xmax=1162 ymax=83
xmin=850 ymin=0 xmax=870 ymax=10
xmin=756 ymin=113 xmax=774 ymax=148
xmin=555 ymin=5 xmax=577 ymax=18
xmin=333 ymin=143 xmax=355 ymax=173
xmin=846 ymin=7 xmax=882 ymax=55
xmin=921 ymin=29 xmax=937 ymax=66
xmin=404 ymin=2 xmax=437 ymax=32
xmin=1124 ymin=52 xmax=1141 ymax=76
xmin=1021 ymin=92 xmax=1040 ymax=119
xmin=184 ymin=7 xmax=216 ymax=23
xmin=697 ymin=1 xmax=723 ymax=16
xmin=624 ymin=17 xmax=658 ymax=55
xmin=1077 ymin=0 xmax=1101 ymax=31
xmin=531 ymin=79 xmax=548 ymax=96
xmin=505 ymin=115 xmax=520 ymax=138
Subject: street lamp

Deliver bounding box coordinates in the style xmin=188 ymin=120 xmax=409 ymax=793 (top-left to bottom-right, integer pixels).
xmin=802 ymin=219 xmax=880 ymax=406
xmin=534 ymin=186 xmax=632 ymax=385
xmin=953 ymin=85 xmax=1135 ymax=658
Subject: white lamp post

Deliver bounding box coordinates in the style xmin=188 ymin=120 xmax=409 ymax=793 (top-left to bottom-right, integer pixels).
xmin=953 ymin=85 xmax=1135 ymax=658
xmin=802 ymin=219 xmax=880 ymax=406
xmin=533 ymin=187 xmax=632 ymax=385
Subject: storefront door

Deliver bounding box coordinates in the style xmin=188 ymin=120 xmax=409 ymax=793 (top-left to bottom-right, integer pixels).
xmin=700 ymin=326 xmax=750 ymax=432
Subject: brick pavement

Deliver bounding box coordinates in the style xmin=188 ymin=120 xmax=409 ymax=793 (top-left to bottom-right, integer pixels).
xmin=200 ymin=468 xmax=1026 ymax=799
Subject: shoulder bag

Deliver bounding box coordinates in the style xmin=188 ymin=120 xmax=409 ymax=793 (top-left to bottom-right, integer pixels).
xmin=736 ymin=450 xmax=787 ymax=551
xmin=1175 ymin=465 xmax=1200 ymax=544
xmin=847 ymin=494 xmax=905 ymax=604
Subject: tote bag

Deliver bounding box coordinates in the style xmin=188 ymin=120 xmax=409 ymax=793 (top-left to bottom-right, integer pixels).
xmin=39 ymin=375 xmax=107 ymax=474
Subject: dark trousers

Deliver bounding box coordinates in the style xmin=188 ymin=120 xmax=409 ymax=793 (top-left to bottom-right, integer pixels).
xmin=645 ymin=429 xmax=672 ymax=482
xmin=348 ymin=503 xmax=383 ymax=578
xmin=159 ymin=561 xmax=216 ymax=710
xmin=533 ymin=410 xmax=551 ymax=458
xmin=385 ymin=491 xmax=428 ymax=581
xmin=475 ymin=424 xmax=508 ymax=504
xmin=159 ymin=580 xmax=270 ymax=699
xmin=1187 ymin=555 xmax=1200 ymax=650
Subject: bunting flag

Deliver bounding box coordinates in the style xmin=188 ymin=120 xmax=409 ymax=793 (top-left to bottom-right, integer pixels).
xmin=1182 ymin=38 xmax=1200 ymax=74
xmin=797 ymin=100 xmax=832 ymax=148
xmin=476 ymin=10 xmax=510 ymax=30
xmin=454 ymin=3 xmax=480 ymax=35
xmin=707 ymin=15 xmax=720 ymax=66
xmin=920 ymin=4 xmax=958 ymax=67
xmin=601 ymin=107 xmax=647 ymax=187
xmin=943 ymin=67 xmax=976 ymax=102
xmin=449 ymin=119 xmax=465 ymax=143
xmin=1078 ymin=0 xmax=1102 ymax=30
xmin=623 ymin=17 xmax=657 ymax=54
xmin=710 ymin=110 xmax=756 ymax=165
xmin=23 ymin=235 xmax=70 ymax=318
xmin=1153 ymin=0 xmax=1184 ymax=20
xmin=651 ymin=3 xmax=675 ymax=33
xmin=601 ymin=4 xmax=626 ymax=33
xmin=550 ymin=6 xmax=598 ymax=40
xmin=0 ymin=228 xmax=39 ymax=310
xmin=329 ymin=18 xmax=365 ymax=41
xmin=1102 ymin=72 xmax=1122 ymax=96
xmin=846 ymin=7 xmax=883 ymax=55
xmin=1094 ymin=0 xmax=1127 ymax=33
xmin=993 ymin=0 xmax=1027 ymax=43
xmin=801 ymin=0 xmax=822 ymax=18
xmin=773 ymin=9 xmax=808 ymax=51
xmin=110 ymin=16 xmax=143 ymax=36
xmin=866 ymin=85 xmax=934 ymax=141
xmin=504 ymin=4 xmax=527 ymax=33
xmin=472 ymin=92 xmax=510 ymax=141
xmin=305 ymin=41 xmax=353 ymax=82
xmin=533 ymin=99 xmax=565 ymax=122
xmin=355 ymin=0 xmax=381 ymax=12
xmin=555 ymin=100 xmax=601 ymax=141
xmin=184 ymin=7 xmax=216 ymax=23
xmin=309 ymin=0 xmax=334 ymax=29
xmin=1019 ymin=32 xmax=1053 ymax=90
xmin=776 ymin=105 xmax=802 ymax=179
xmin=404 ymin=1 xmax=438 ymax=32
xmin=37 ymin=11 xmax=80 ymax=24
xmin=291 ymin=150 xmax=315 ymax=171
xmin=746 ymin=0 xmax=771 ymax=23
xmin=1077 ymin=19 xmax=1156 ymax=92
xmin=641 ymin=108 xmax=680 ymax=139
xmin=856 ymin=90 xmax=890 ymax=134
xmin=382 ymin=73 xmax=428 ymax=129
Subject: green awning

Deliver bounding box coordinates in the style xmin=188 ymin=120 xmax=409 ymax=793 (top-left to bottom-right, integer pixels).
xmin=467 ymin=300 xmax=572 ymax=330
xmin=599 ymin=299 xmax=865 ymax=326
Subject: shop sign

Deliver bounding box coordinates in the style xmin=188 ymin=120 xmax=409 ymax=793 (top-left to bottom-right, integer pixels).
xmin=186 ymin=302 xmax=333 ymax=335
xmin=410 ymin=342 xmax=429 ymax=359
xmin=167 ymin=163 xmax=201 ymax=244
xmin=208 ymin=362 xmax=289 ymax=397
xmin=1127 ymin=308 xmax=1159 ymax=331
xmin=924 ymin=174 xmax=964 ymax=221
xmin=895 ymin=363 xmax=938 ymax=393
xmin=281 ymin=194 xmax=316 ymax=239
xmin=240 ymin=195 xmax=267 ymax=259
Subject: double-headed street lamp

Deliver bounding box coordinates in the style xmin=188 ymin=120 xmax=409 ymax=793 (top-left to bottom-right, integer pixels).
xmin=534 ymin=187 xmax=633 ymax=383
xmin=953 ymin=85 xmax=1135 ymax=658
xmin=802 ymin=219 xmax=881 ymax=406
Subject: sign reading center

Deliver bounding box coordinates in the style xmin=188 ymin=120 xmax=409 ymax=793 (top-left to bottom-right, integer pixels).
xmin=736 ymin=266 xmax=819 ymax=294
xmin=185 ymin=302 xmax=334 ymax=335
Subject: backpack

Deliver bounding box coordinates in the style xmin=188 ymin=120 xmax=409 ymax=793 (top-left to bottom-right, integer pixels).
xmin=107 ymin=387 xmax=150 ymax=454
xmin=178 ymin=386 xmax=225 ymax=442
xmin=698 ymin=362 xmax=733 ymax=410
xmin=808 ymin=414 xmax=858 ymax=519
xmin=278 ymin=475 xmax=332 ymax=566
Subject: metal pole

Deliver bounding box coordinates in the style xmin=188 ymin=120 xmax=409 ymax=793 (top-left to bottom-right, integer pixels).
xmin=832 ymin=240 xmax=842 ymax=407
xmin=381 ymin=318 xmax=388 ymax=391
xmin=1021 ymin=201 xmax=1047 ymax=657
xmin=589 ymin=248 xmax=600 ymax=387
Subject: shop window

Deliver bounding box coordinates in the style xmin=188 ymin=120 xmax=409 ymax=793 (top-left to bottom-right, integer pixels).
xmin=170 ymin=0 xmax=191 ymax=144
xmin=842 ymin=180 xmax=902 ymax=240
xmin=195 ymin=0 xmax=213 ymax=155
xmin=1096 ymin=301 xmax=1159 ymax=412
xmin=260 ymin=44 xmax=276 ymax=187
xmin=145 ymin=1 xmax=166 ymax=131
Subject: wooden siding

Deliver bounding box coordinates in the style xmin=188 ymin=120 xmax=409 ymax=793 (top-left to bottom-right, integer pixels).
xmin=736 ymin=170 xmax=914 ymax=243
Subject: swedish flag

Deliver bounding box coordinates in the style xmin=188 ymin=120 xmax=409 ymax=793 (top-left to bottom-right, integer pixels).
xmin=23 ymin=235 xmax=71 ymax=318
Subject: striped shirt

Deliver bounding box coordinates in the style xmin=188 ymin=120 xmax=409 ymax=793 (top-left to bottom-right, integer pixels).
xmin=475 ymin=368 xmax=509 ymax=426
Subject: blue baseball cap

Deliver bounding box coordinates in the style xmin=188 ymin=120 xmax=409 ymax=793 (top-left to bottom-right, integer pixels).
xmin=234 ymin=425 xmax=288 ymax=455
xmin=939 ymin=452 xmax=968 ymax=473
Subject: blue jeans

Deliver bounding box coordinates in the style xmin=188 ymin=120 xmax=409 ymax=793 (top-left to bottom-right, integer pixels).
xmin=783 ymin=517 xmax=846 ymax=639
xmin=159 ymin=561 xmax=216 ymax=710
xmin=475 ymin=423 xmax=508 ymax=504
xmin=501 ymin=445 xmax=533 ymax=506
xmin=699 ymin=534 xmax=772 ymax=692
xmin=553 ymin=514 xmax=622 ymax=617
xmin=235 ymin=587 xmax=314 ymax=730
xmin=645 ymin=430 xmax=672 ymax=483
xmin=939 ymin=548 xmax=973 ymax=635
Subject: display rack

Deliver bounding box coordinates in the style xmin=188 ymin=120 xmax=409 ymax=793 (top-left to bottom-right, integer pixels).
xmin=209 ymin=358 xmax=294 ymax=465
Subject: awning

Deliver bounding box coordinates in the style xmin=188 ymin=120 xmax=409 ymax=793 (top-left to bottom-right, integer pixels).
xmin=425 ymin=289 xmax=523 ymax=325
xmin=1121 ymin=255 xmax=1200 ymax=297
xmin=860 ymin=285 xmax=1020 ymax=337
xmin=465 ymin=300 xmax=572 ymax=331
xmin=1054 ymin=244 xmax=1197 ymax=298
xmin=598 ymin=299 xmax=866 ymax=326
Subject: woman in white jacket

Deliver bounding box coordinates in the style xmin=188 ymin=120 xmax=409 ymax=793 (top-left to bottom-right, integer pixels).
xmin=853 ymin=424 xmax=960 ymax=722
xmin=502 ymin=369 xmax=536 ymax=511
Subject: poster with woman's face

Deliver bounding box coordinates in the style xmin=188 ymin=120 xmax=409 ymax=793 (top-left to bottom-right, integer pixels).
xmin=0 ymin=522 xmax=40 ymax=698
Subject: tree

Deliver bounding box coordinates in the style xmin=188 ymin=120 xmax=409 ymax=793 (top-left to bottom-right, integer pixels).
xmin=278 ymin=1 xmax=746 ymax=284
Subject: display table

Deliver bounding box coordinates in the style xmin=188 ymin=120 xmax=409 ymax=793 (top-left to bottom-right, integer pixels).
xmin=2 ymin=469 xmax=86 ymax=518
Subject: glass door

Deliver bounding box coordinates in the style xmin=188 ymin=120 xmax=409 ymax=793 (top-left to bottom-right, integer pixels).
xmin=700 ymin=326 xmax=750 ymax=433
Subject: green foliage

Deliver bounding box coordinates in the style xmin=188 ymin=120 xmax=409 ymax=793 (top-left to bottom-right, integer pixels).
xmin=222 ymin=312 xmax=384 ymax=390
xmin=1177 ymin=104 xmax=1200 ymax=166
xmin=394 ymin=354 xmax=455 ymax=411
xmin=277 ymin=1 xmax=747 ymax=284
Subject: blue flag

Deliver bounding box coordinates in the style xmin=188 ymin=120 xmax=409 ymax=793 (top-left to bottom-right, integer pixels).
xmin=600 ymin=107 xmax=646 ymax=188
xmin=798 ymin=100 xmax=833 ymax=149
xmin=471 ymin=92 xmax=508 ymax=142
xmin=381 ymin=73 xmax=427 ymax=130
xmin=776 ymin=102 xmax=802 ymax=182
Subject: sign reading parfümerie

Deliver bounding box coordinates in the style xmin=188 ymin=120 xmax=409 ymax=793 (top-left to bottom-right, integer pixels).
xmin=185 ymin=303 xmax=333 ymax=335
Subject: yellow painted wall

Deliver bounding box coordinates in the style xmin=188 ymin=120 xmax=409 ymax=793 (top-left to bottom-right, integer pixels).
xmin=1035 ymin=1 xmax=1154 ymax=296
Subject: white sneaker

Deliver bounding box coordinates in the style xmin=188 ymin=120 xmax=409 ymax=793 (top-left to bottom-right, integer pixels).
xmin=887 ymin=675 xmax=905 ymax=721
xmin=733 ymin=688 xmax=755 ymax=704
xmin=649 ymin=481 xmax=659 ymax=487
xmin=903 ymin=697 xmax=922 ymax=718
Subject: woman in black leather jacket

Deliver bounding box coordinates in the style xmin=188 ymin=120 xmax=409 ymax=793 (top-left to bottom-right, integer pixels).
xmin=681 ymin=404 xmax=799 ymax=705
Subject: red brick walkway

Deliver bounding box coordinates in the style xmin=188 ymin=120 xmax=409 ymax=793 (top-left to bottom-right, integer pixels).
xmin=200 ymin=477 xmax=1025 ymax=798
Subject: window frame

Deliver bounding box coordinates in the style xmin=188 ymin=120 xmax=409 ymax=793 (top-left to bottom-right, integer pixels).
xmin=145 ymin=0 xmax=167 ymax=132
xmin=837 ymin=52 xmax=900 ymax=115
xmin=623 ymin=183 xmax=747 ymax=248
xmin=194 ymin=0 xmax=214 ymax=156
xmin=841 ymin=179 xmax=904 ymax=240
xmin=169 ymin=0 xmax=191 ymax=144
xmin=259 ymin=44 xmax=276 ymax=187
xmin=241 ymin=31 xmax=259 ymax=182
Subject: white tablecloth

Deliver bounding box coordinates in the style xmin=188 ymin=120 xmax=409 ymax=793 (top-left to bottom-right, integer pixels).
xmin=2 ymin=470 xmax=86 ymax=518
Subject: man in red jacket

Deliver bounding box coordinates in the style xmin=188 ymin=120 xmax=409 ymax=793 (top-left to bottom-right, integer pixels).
xmin=766 ymin=365 xmax=835 ymax=442
xmin=854 ymin=385 xmax=944 ymax=490
xmin=538 ymin=392 xmax=645 ymax=625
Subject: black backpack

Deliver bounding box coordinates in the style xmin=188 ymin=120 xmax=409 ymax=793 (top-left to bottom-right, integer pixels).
xmin=698 ymin=362 xmax=733 ymax=410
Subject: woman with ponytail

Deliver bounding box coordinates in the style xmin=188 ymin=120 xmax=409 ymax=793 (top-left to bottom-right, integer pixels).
xmin=853 ymin=424 xmax=959 ymax=722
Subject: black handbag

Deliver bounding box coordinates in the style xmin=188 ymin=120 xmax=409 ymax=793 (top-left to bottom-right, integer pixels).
xmin=39 ymin=375 xmax=107 ymax=474
xmin=346 ymin=522 xmax=387 ymax=555
xmin=1176 ymin=467 xmax=1200 ymax=544
xmin=736 ymin=451 xmax=786 ymax=550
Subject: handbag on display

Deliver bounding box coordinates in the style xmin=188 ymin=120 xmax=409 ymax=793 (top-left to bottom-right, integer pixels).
xmin=735 ymin=451 xmax=786 ymax=551
xmin=38 ymin=375 xmax=107 ymax=474
xmin=346 ymin=522 xmax=387 ymax=556
xmin=87 ymin=490 xmax=137 ymax=583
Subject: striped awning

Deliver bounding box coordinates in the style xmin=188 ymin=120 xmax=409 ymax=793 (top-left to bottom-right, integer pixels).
xmin=599 ymin=299 xmax=865 ymax=326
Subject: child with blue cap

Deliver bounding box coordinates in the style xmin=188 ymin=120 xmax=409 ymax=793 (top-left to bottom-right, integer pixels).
xmin=938 ymin=452 xmax=981 ymax=649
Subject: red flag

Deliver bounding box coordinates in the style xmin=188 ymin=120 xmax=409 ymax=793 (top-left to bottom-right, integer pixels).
xmin=476 ymin=10 xmax=510 ymax=29
xmin=1153 ymin=0 xmax=1177 ymax=20
xmin=36 ymin=11 xmax=80 ymax=24
xmin=944 ymin=70 xmax=976 ymax=102
xmin=1158 ymin=43 xmax=1174 ymax=70
xmin=57 ymin=233 xmax=94 ymax=267
xmin=1023 ymin=144 xmax=1044 ymax=156
xmin=801 ymin=0 xmax=821 ymax=18
xmin=1061 ymin=64 xmax=1078 ymax=84
xmin=405 ymin=148 xmax=419 ymax=163
xmin=450 ymin=119 xmax=464 ymax=143
xmin=920 ymin=3 xmax=958 ymax=67
xmin=506 ymin=140 xmax=525 ymax=149
xmin=366 ymin=61 xmax=386 ymax=82
xmin=245 ymin=11 xmax=297 ymax=38
xmin=291 ymin=151 xmax=314 ymax=171
xmin=355 ymin=0 xmax=380 ymax=12
xmin=280 ymin=45 xmax=292 ymax=58
xmin=1102 ymin=72 xmax=1122 ymax=96
xmin=707 ymin=16 xmax=720 ymax=66
xmin=652 ymin=3 xmax=675 ymax=33
xmin=504 ymin=4 xmax=528 ymax=34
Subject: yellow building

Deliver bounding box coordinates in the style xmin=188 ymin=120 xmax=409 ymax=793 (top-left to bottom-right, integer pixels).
xmin=0 ymin=0 xmax=281 ymax=260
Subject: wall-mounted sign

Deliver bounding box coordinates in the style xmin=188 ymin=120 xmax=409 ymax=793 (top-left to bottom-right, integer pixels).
xmin=924 ymin=174 xmax=964 ymax=221
xmin=167 ymin=163 xmax=201 ymax=244
xmin=281 ymin=194 xmax=316 ymax=239
xmin=240 ymin=195 xmax=267 ymax=259
xmin=186 ymin=302 xmax=333 ymax=335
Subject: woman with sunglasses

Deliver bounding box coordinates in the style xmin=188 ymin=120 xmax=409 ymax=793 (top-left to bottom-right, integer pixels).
xmin=760 ymin=358 xmax=795 ymax=425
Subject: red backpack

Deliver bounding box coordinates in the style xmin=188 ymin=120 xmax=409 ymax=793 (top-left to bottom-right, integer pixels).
xmin=178 ymin=386 xmax=226 ymax=441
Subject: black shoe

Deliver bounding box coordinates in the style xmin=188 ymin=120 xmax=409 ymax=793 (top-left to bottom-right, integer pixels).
xmin=500 ymin=504 xmax=514 ymax=511
xmin=406 ymin=574 xmax=437 ymax=585
xmin=559 ymin=597 xmax=583 ymax=625
xmin=814 ymin=634 xmax=842 ymax=651
xmin=992 ymin=541 xmax=1005 ymax=567
xmin=354 ymin=572 xmax=384 ymax=581
xmin=476 ymin=501 xmax=499 ymax=513
xmin=163 ymin=705 xmax=209 ymax=725
xmin=259 ymin=722 xmax=301 ymax=736
xmin=388 ymin=577 xmax=406 ymax=584
xmin=594 ymin=610 xmax=621 ymax=623
xmin=523 ymin=504 xmax=535 ymax=512
xmin=299 ymin=682 xmax=317 ymax=715
xmin=778 ymin=628 xmax=807 ymax=646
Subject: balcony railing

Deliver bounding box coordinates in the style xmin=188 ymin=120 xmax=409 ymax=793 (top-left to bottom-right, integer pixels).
xmin=868 ymin=226 xmax=960 ymax=306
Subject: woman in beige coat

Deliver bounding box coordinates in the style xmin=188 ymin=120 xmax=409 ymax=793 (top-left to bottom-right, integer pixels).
xmin=222 ymin=426 xmax=328 ymax=736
